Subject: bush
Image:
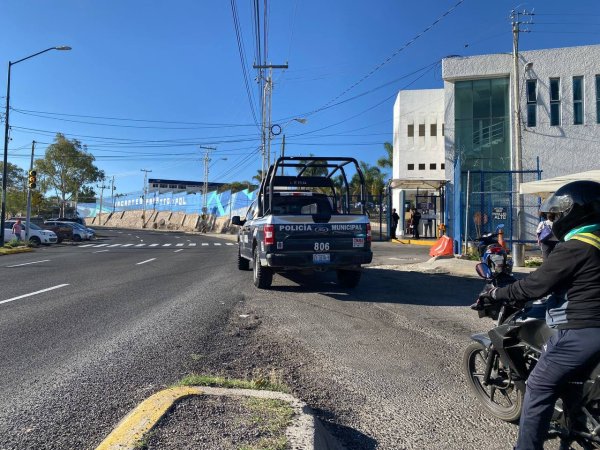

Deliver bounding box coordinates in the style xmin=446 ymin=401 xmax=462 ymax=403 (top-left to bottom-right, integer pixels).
xmin=4 ymin=238 xmax=23 ymax=248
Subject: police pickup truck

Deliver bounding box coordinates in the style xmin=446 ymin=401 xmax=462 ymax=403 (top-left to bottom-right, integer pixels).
xmin=231 ymin=157 xmax=373 ymax=289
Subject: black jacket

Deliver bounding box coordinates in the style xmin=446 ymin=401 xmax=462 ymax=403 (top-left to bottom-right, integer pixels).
xmin=495 ymin=231 xmax=600 ymax=329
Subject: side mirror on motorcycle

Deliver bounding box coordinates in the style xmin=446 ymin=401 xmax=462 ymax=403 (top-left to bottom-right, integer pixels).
xmin=475 ymin=263 xmax=494 ymax=280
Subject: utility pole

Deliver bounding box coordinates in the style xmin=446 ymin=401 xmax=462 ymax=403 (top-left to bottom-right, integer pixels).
xmin=97 ymin=182 xmax=108 ymax=226
xmin=254 ymin=63 xmax=288 ymax=177
xmin=110 ymin=175 xmax=116 ymax=213
xmin=140 ymin=169 xmax=152 ymax=227
xmin=280 ymin=134 xmax=286 ymax=176
xmin=25 ymin=140 xmax=35 ymax=240
xmin=199 ymin=146 xmax=216 ymax=214
xmin=510 ymin=8 xmax=533 ymax=267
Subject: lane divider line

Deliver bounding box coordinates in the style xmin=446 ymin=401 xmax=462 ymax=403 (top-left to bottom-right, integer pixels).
xmin=94 ymin=250 xmax=110 ymax=253
xmin=79 ymin=244 xmax=95 ymax=247
xmin=174 ymin=249 xmax=183 ymax=253
xmin=93 ymin=244 xmax=109 ymax=247
xmin=0 ymin=284 xmax=70 ymax=306
xmin=176 ymin=243 xmax=184 ymax=247
xmin=136 ymin=258 xmax=156 ymax=266
xmin=189 ymin=243 xmax=196 ymax=246
xmin=6 ymin=259 xmax=50 ymax=268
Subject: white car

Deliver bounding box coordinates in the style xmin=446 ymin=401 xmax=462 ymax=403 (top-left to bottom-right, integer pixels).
xmin=4 ymin=221 xmax=58 ymax=246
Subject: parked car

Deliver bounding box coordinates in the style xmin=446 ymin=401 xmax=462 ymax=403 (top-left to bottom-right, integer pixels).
xmin=70 ymin=222 xmax=96 ymax=239
xmin=44 ymin=220 xmax=89 ymax=241
xmin=4 ymin=220 xmax=58 ymax=246
xmin=52 ymin=217 xmax=87 ymax=227
xmin=40 ymin=221 xmax=73 ymax=243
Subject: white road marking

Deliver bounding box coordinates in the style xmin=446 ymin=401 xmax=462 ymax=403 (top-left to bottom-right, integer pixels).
xmin=226 ymin=243 xmax=234 ymax=246
xmin=162 ymin=244 xmax=172 ymax=247
xmin=135 ymin=244 xmax=146 ymax=247
xmin=136 ymin=258 xmax=156 ymax=265
xmin=94 ymin=250 xmax=109 ymax=253
xmin=189 ymin=243 xmax=196 ymax=246
xmin=201 ymin=243 xmax=209 ymax=246
xmin=93 ymin=243 xmax=108 ymax=247
xmin=135 ymin=236 xmax=140 ymax=239
xmin=6 ymin=260 xmax=50 ymax=268
xmin=214 ymin=243 xmax=222 ymax=246
xmin=176 ymin=243 xmax=184 ymax=247
xmin=79 ymin=244 xmax=94 ymax=248
xmin=0 ymin=284 xmax=70 ymax=306
xmin=174 ymin=249 xmax=183 ymax=253
xmin=121 ymin=244 xmax=134 ymax=247
xmin=149 ymin=244 xmax=159 ymax=247
xmin=107 ymin=244 xmax=121 ymax=247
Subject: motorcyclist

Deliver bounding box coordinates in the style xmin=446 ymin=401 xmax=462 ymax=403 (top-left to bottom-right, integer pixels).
xmin=476 ymin=180 xmax=600 ymax=450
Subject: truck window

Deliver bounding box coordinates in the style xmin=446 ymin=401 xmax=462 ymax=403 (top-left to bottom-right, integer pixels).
xmin=271 ymin=195 xmax=332 ymax=215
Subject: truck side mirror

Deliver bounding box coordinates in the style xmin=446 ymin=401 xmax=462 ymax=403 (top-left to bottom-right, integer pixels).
xmin=231 ymin=216 xmax=245 ymax=226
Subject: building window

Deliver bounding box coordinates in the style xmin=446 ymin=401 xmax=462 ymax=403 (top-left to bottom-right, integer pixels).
xmin=418 ymin=124 xmax=425 ymax=137
xmin=407 ymin=124 xmax=414 ymax=137
xmin=550 ymin=78 xmax=561 ymax=126
xmin=573 ymin=76 xmax=584 ymax=125
xmin=441 ymin=163 xmax=445 ymax=170
xmin=430 ymin=163 xmax=437 ymax=170
xmin=596 ymin=75 xmax=600 ymax=124
xmin=526 ymin=79 xmax=537 ymax=127
xmin=418 ymin=163 xmax=425 ymax=170
xmin=407 ymin=164 xmax=415 ymax=171
xmin=442 ymin=124 xmax=445 ymax=136
xmin=430 ymin=124 xmax=437 ymax=136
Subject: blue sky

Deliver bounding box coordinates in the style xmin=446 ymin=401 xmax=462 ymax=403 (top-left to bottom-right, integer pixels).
xmin=2 ymin=0 xmax=599 ymax=195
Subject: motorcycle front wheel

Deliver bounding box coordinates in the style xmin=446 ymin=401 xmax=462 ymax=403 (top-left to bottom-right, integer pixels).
xmin=463 ymin=342 xmax=524 ymax=423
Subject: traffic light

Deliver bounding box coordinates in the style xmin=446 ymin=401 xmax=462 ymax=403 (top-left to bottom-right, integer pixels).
xmin=28 ymin=170 xmax=37 ymax=189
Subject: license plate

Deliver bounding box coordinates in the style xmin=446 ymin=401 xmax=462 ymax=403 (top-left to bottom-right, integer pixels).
xmin=353 ymin=238 xmax=365 ymax=248
xmin=313 ymin=253 xmax=330 ymax=264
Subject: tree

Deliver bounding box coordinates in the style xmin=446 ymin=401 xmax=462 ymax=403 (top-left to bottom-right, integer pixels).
xmin=295 ymin=154 xmax=329 ymax=177
xmin=0 ymin=162 xmax=27 ymax=190
xmin=377 ymin=142 xmax=393 ymax=172
xmin=350 ymin=161 xmax=386 ymax=198
xmin=218 ymin=181 xmax=255 ymax=193
xmin=252 ymin=170 xmax=264 ymax=185
xmin=34 ymin=133 xmax=104 ymax=216
xmin=77 ymin=186 xmax=97 ymax=203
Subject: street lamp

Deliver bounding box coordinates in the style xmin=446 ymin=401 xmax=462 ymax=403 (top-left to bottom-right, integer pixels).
xmin=270 ymin=118 xmax=308 ymax=175
xmin=1 ymin=46 xmax=71 ymax=243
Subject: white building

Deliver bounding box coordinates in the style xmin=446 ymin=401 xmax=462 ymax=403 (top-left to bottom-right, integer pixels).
xmin=391 ymin=89 xmax=445 ymax=236
xmin=391 ymin=43 xmax=600 ymax=247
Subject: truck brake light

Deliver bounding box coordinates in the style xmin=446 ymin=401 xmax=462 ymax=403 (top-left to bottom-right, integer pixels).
xmin=366 ymin=223 xmax=372 ymax=242
xmin=264 ymin=224 xmax=275 ymax=245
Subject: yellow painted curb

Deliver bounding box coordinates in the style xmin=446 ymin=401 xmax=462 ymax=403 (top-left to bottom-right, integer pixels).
xmin=96 ymin=386 xmax=203 ymax=450
xmin=394 ymin=238 xmax=436 ymax=247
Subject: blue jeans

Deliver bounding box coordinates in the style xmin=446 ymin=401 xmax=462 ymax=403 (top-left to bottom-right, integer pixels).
xmin=515 ymin=327 xmax=600 ymax=449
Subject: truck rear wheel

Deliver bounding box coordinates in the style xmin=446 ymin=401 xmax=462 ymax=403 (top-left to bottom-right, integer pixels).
xmin=253 ymin=246 xmax=272 ymax=289
xmin=336 ymin=269 xmax=361 ymax=288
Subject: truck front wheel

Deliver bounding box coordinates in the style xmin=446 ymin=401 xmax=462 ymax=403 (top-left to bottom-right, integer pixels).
xmin=253 ymin=247 xmax=273 ymax=289
xmin=336 ymin=269 xmax=361 ymax=288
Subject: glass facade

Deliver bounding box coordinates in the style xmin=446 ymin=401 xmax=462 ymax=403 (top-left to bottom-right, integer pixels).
xmin=455 ymin=78 xmax=511 ymax=238
xmin=455 ymin=78 xmax=510 ymax=172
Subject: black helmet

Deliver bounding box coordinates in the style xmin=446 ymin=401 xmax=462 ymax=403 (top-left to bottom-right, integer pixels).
xmin=540 ymin=180 xmax=600 ymax=240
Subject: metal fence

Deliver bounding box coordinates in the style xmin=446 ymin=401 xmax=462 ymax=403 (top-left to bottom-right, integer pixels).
xmin=462 ymin=169 xmax=542 ymax=245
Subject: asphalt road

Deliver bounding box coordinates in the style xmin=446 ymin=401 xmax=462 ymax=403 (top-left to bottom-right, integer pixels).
xmin=0 ymin=233 xmax=546 ymax=450
xmin=0 ymin=229 xmax=241 ymax=449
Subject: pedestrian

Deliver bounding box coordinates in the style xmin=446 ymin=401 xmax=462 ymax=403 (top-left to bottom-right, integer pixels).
xmin=12 ymin=219 xmax=22 ymax=241
xmin=425 ymin=218 xmax=433 ymax=238
xmin=411 ymin=208 xmax=421 ymax=239
xmin=476 ymin=180 xmax=600 ymax=450
xmin=390 ymin=208 xmax=399 ymax=240
xmin=536 ymin=212 xmax=559 ymax=260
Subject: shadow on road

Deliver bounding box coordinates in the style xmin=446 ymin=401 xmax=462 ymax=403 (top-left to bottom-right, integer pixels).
xmin=272 ymin=268 xmax=482 ymax=307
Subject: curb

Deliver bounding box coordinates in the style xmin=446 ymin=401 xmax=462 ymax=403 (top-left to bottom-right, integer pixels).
xmin=96 ymin=386 xmax=343 ymax=450
xmin=393 ymin=238 xmax=436 ymax=247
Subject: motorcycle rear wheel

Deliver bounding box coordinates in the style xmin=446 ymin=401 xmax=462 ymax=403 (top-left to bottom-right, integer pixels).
xmin=463 ymin=342 xmax=524 ymax=423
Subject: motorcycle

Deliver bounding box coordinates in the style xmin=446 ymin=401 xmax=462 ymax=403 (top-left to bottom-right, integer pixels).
xmin=464 ymin=262 xmax=600 ymax=449
xmin=475 ymin=223 xmax=506 ymax=258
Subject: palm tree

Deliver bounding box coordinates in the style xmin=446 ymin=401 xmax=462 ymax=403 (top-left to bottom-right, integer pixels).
xmin=377 ymin=142 xmax=393 ymax=172
xmin=252 ymin=169 xmax=264 ymax=185
xmin=295 ymin=154 xmax=329 ymax=177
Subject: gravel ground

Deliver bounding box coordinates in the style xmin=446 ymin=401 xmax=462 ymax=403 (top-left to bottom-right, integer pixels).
xmin=145 ymin=395 xmax=291 ymax=450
